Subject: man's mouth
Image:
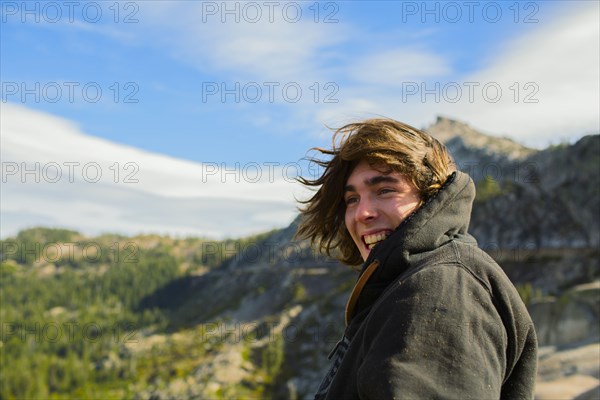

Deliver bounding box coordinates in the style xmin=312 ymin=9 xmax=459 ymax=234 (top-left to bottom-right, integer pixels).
xmin=363 ymin=230 xmax=392 ymax=250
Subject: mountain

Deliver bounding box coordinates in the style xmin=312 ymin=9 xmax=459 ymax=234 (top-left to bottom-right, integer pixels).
xmin=166 ymin=119 xmax=599 ymax=399
xmin=426 ymin=117 xmax=600 ymax=250
xmin=426 ymin=116 xmax=536 ymax=175
xmin=2 ymin=118 xmax=598 ymax=399
xmin=130 ymin=120 xmax=599 ymax=398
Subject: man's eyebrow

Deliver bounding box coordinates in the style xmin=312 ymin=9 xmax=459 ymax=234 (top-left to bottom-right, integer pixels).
xmin=344 ymin=175 xmax=399 ymax=192
xmin=367 ymin=175 xmax=399 ymax=185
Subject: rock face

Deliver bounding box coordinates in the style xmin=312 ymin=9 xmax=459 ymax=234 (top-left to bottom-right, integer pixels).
xmin=536 ymin=342 xmax=600 ymax=400
xmin=530 ymin=282 xmax=600 ymax=347
xmin=425 ymin=120 xmax=600 ymax=400
xmin=426 ymin=117 xmax=600 ymax=250
xmin=426 ymin=116 xmax=536 ymax=172
xmin=137 ymin=118 xmax=599 ymax=399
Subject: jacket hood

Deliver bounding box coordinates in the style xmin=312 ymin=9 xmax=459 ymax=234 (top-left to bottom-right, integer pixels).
xmin=349 ymin=171 xmax=477 ymax=323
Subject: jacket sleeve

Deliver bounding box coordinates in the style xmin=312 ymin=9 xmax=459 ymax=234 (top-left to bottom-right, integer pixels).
xmin=356 ymin=263 xmax=507 ymax=399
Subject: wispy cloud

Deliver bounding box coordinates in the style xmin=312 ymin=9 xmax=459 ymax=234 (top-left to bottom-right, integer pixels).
xmin=313 ymin=2 xmax=599 ymax=147
xmin=435 ymin=2 xmax=600 ymax=145
xmin=1 ymin=103 xmax=306 ymax=238
xmin=139 ymin=2 xmax=347 ymax=83
xmin=144 ymin=2 xmax=600 ymax=147
xmin=347 ymin=47 xmax=452 ymax=84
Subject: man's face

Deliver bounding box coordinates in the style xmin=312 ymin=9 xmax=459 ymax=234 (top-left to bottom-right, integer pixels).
xmin=344 ymin=160 xmax=421 ymax=261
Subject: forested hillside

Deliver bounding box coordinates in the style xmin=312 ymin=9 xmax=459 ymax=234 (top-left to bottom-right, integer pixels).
xmin=2 ymin=121 xmax=599 ymax=399
xmin=0 ymin=228 xmax=276 ymax=398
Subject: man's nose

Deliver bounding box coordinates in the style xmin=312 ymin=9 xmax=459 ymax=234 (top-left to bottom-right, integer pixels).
xmin=356 ymin=197 xmax=377 ymax=222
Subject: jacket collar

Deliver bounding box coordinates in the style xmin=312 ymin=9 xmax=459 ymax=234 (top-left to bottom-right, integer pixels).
xmin=345 ymin=171 xmax=477 ymax=325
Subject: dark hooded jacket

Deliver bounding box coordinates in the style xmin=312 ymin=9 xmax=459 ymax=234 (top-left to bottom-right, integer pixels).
xmin=315 ymin=171 xmax=538 ymax=399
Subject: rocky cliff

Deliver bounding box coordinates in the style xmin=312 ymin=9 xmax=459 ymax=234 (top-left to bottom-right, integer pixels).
xmin=5 ymin=118 xmax=597 ymax=399
xmin=427 ymin=117 xmax=600 ymax=249
xmin=134 ymin=118 xmax=599 ymax=399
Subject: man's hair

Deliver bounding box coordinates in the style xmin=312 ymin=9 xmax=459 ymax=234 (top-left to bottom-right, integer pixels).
xmin=296 ymin=118 xmax=456 ymax=266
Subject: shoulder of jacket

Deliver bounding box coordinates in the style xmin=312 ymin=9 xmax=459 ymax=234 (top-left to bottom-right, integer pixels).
xmin=397 ymin=241 xmax=498 ymax=296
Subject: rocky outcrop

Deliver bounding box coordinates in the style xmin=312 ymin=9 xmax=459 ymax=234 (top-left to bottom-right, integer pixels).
xmin=530 ymin=282 xmax=600 ymax=347
xmin=426 ymin=116 xmax=535 ymax=167
xmin=426 ymin=118 xmax=600 ymax=249
xmin=536 ymin=343 xmax=600 ymax=400
xmin=135 ymin=118 xmax=599 ymax=399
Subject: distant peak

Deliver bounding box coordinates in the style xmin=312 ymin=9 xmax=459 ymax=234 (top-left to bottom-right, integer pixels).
xmin=435 ymin=115 xmax=463 ymax=124
xmin=426 ymin=116 xmax=476 ymax=142
xmin=432 ymin=115 xmax=471 ymax=129
xmin=426 ymin=116 xmax=535 ymax=160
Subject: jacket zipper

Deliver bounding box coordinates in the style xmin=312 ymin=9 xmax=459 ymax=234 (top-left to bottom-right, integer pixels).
xmin=327 ymin=337 xmax=344 ymax=360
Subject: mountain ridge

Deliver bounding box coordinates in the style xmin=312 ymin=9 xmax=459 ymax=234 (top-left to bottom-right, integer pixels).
xmin=2 ymin=122 xmax=599 ymax=399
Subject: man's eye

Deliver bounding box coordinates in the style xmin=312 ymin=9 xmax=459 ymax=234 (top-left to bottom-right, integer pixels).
xmin=379 ymin=188 xmax=395 ymax=195
xmin=345 ymin=196 xmax=358 ymax=205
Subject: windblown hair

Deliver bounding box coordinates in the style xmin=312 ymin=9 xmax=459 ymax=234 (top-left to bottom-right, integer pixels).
xmin=296 ymin=118 xmax=456 ymax=266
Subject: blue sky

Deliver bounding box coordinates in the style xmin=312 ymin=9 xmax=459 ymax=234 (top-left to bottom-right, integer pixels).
xmin=1 ymin=1 xmax=599 ymax=238
xmin=3 ymin=1 xmax=596 ymax=163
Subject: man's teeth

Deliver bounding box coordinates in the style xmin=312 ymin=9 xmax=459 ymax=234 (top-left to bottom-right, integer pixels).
xmin=364 ymin=232 xmax=390 ymax=249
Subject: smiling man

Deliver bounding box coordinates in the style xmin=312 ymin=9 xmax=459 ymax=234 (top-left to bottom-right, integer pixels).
xmin=343 ymin=160 xmax=421 ymax=260
xmin=297 ymin=118 xmax=537 ymax=399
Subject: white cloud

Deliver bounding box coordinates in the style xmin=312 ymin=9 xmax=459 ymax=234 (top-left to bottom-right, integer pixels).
xmin=313 ymin=3 xmax=599 ymax=147
xmin=0 ymin=103 xmax=306 ymax=238
xmin=347 ymin=48 xmax=452 ymax=84
xmin=139 ymin=2 xmax=347 ymax=83
xmin=85 ymin=2 xmax=455 ymax=140
xmin=435 ymin=2 xmax=600 ymax=145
